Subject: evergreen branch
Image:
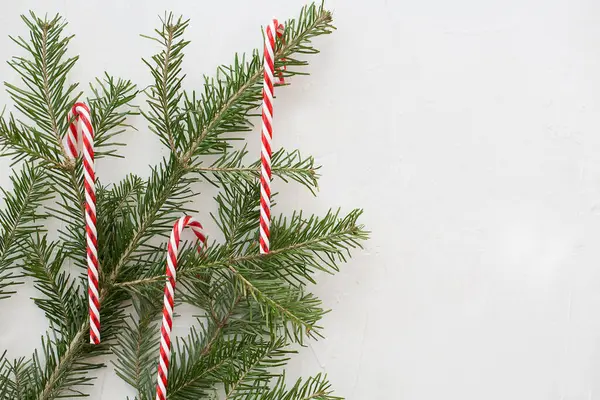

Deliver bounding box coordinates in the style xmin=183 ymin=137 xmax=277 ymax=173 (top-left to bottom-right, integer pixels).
xmin=34 ymin=329 xmax=94 ymax=400
xmin=1 ymin=5 xmax=356 ymax=400
xmin=107 ymin=3 xmax=336 ymax=288
xmin=44 ymin=75 xmax=138 ymax=269
xmin=113 ymin=292 xmax=242 ymax=400
xmin=160 ymin=324 xmax=228 ymax=399
xmin=197 ymin=147 xmax=320 ymax=194
xmin=38 ymin=18 xmax=68 ymax=156
xmin=101 ymin=174 xmax=146 ymax=214
xmin=6 ymin=12 xmax=81 ymax=160
xmin=265 ymin=209 xmax=367 ymax=284
xmin=0 ymin=116 xmax=64 ymax=166
xmin=222 ymin=338 xmax=291 ymax=399
xmin=227 ymin=268 xmax=325 ymax=342
xmin=142 ymin=14 xmax=189 ymax=153
xmin=45 ymin=161 xmax=87 ymax=269
xmin=211 ymin=175 xmax=262 ymax=256
xmin=167 ymin=332 xmax=289 ymax=400
xmin=112 ymin=297 xmax=162 ymax=400
xmin=119 ymin=207 xmax=367 ymax=343
xmin=242 ymin=373 xmax=341 ymax=400
xmin=0 ymin=354 xmax=35 ymax=399
xmin=179 ymin=3 xmax=334 ymax=164
xmin=116 ymin=208 xmax=367 ymax=289
xmin=6 ymin=11 xmax=90 ymax=281
xmin=32 ymin=287 xmax=128 ymax=400
xmin=1 ymin=326 xmax=106 ymax=400
xmin=180 ymin=270 xmax=270 ymax=339
xmin=26 ymin=175 xmax=140 ymax=400
xmin=7 ymin=11 xmax=92 ymax=264
xmin=97 ymin=174 xmax=146 ymax=272
xmin=209 ymin=208 xmax=367 ymax=284
xmin=88 ymin=73 xmax=138 ymax=158
xmin=0 ymin=16 xmax=83 ymax=382
xmin=107 ymin=157 xmax=196 ymax=282
xmin=23 ymin=235 xmax=85 ymax=336
xmin=12 ymin=359 xmax=33 ymax=400
xmin=111 ymin=3 xmax=334 ymax=283
xmin=0 ymin=163 xmax=51 ymax=299
xmin=0 ymin=352 xmax=15 ymax=399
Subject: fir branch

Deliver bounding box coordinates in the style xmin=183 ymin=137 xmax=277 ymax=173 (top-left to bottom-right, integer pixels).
xmin=107 ymin=157 xmax=196 ymax=282
xmin=120 ymin=207 xmax=367 ymax=344
xmin=179 ymin=4 xmax=334 ymax=164
xmin=0 ymin=116 xmax=63 ymax=167
xmin=88 ymin=73 xmax=138 ymax=158
xmin=0 ymin=352 xmax=14 ymax=399
xmin=142 ymin=14 xmax=189 ymax=153
xmin=0 ymin=163 xmax=51 ymax=299
xmin=5 ymin=11 xmax=92 ymax=279
xmin=113 ymin=291 xmax=241 ymax=400
xmin=116 ymin=208 xmax=367 ymax=289
xmin=226 ymin=268 xmax=326 ymax=342
xmin=243 ymin=373 xmax=341 ymax=400
xmin=208 ymin=208 xmax=367 ymax=283
xmin=107 ymin=3 xmax=335 ymax=287
xmin=211 ymin=175 xmax=262 ymax=256
xmin=6 ymin=12 xmax=80 ymax=160
xmin=31 ymin=289 xmax=129 ymax=400
xmin=100 ymin=174 xmax=146 ymax=214
xmin=23 ymin=235 xmax=84 ymax=336
xmin=24 ymin=176 xmax=139 ymax=400
xmin=197 ymin=147 xmax=320 ymax=194
xmin=97 ymin=174 xmax=146 ymax=273
xmin=222 ymin=337 xmax=291 ymax=399
xmin=111 ymin=3 xmax=334 ymax=284
xmin=166 ymin=332 xmax=290 ymax=400
xmin=0 ymin=5 xmax=360 ymax=400
xmin=45 ymin=161 xmax=86 ymax=269
xmin=40 ymin=71 xmax=137 ymax=269
xmin=0 ymin=354 xmax=35 ymax=399
xmin=266 ymin=209 xmax=367 ymax=283
xmin=112 ymin=297 xmax=162 ymax=400
xmin=33 ymin=331 xmax=98 ymax=400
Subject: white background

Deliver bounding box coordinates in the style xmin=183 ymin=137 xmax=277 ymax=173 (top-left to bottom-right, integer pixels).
xmin=1 ymin=0 xmax=600 ymax=399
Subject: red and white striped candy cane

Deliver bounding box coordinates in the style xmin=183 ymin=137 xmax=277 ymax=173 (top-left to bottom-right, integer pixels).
xmin=259 ymin=19 xmax=284 ymax=254
xmin=66 ymin=102 xmax=100 ymax=345
xmin=155 ymin=216 xmax=206 ymax=400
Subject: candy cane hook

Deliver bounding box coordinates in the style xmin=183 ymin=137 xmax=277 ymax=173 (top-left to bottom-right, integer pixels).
xmin=155 ymin=216 xmax=206 ymax=400
xmin=66 ymin=102 xmax=99 ymax=345
xmin=259 ymin=19 xmax=284 ymax=254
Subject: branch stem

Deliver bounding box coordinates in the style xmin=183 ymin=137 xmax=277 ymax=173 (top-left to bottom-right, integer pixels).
xmin=115 ymin=227 xmax=358 ymax=288
xmin=39 ymin=22 xmax=69 ymax=161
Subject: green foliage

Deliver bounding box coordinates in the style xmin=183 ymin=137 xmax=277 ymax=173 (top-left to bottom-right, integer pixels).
xmin=24 ymin=235 xmax=84 ymax=337
xmin=246 ymin=373 xmax=341 ymax=400
xmin=112 ymin=297 xmax=162 ymax=399
xmin=0 ymin=3 xmax=367 ymax=400
xmin=5 ymin=12 xmax=79 ymax=164
xmin=0 ymin=163 xmax=51 ymax=298
xmin=88 ymin=74 xmax=139 ymax=158
xmin=198 ymin=147 xmax=320 ymax=195
xmin=142 ymin=14 xmax=189 ymax=154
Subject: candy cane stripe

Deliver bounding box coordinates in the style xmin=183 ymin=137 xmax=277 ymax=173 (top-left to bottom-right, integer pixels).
xmin=155 ymin=216 xmax=206 ymax=400
xmin=66 ymin=122 xmax=78 ymax=158
xmin=66 ymin=102 xmax=100 ymax=344
xmin=259 ymin=18 xmax=284 ymax=255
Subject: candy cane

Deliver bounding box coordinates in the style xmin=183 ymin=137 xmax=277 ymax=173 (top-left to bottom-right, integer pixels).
xmin=259 ymin=19 xmax=284 ymax=254
xmin=66 ymin=102 xmax=100 ymax=345
xmin=155 ymin=216 xmax=206 ymax=400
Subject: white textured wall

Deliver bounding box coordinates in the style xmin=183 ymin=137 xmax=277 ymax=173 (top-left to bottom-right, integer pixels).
xmin=1 ymin=0 xmax=600 ymax=399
